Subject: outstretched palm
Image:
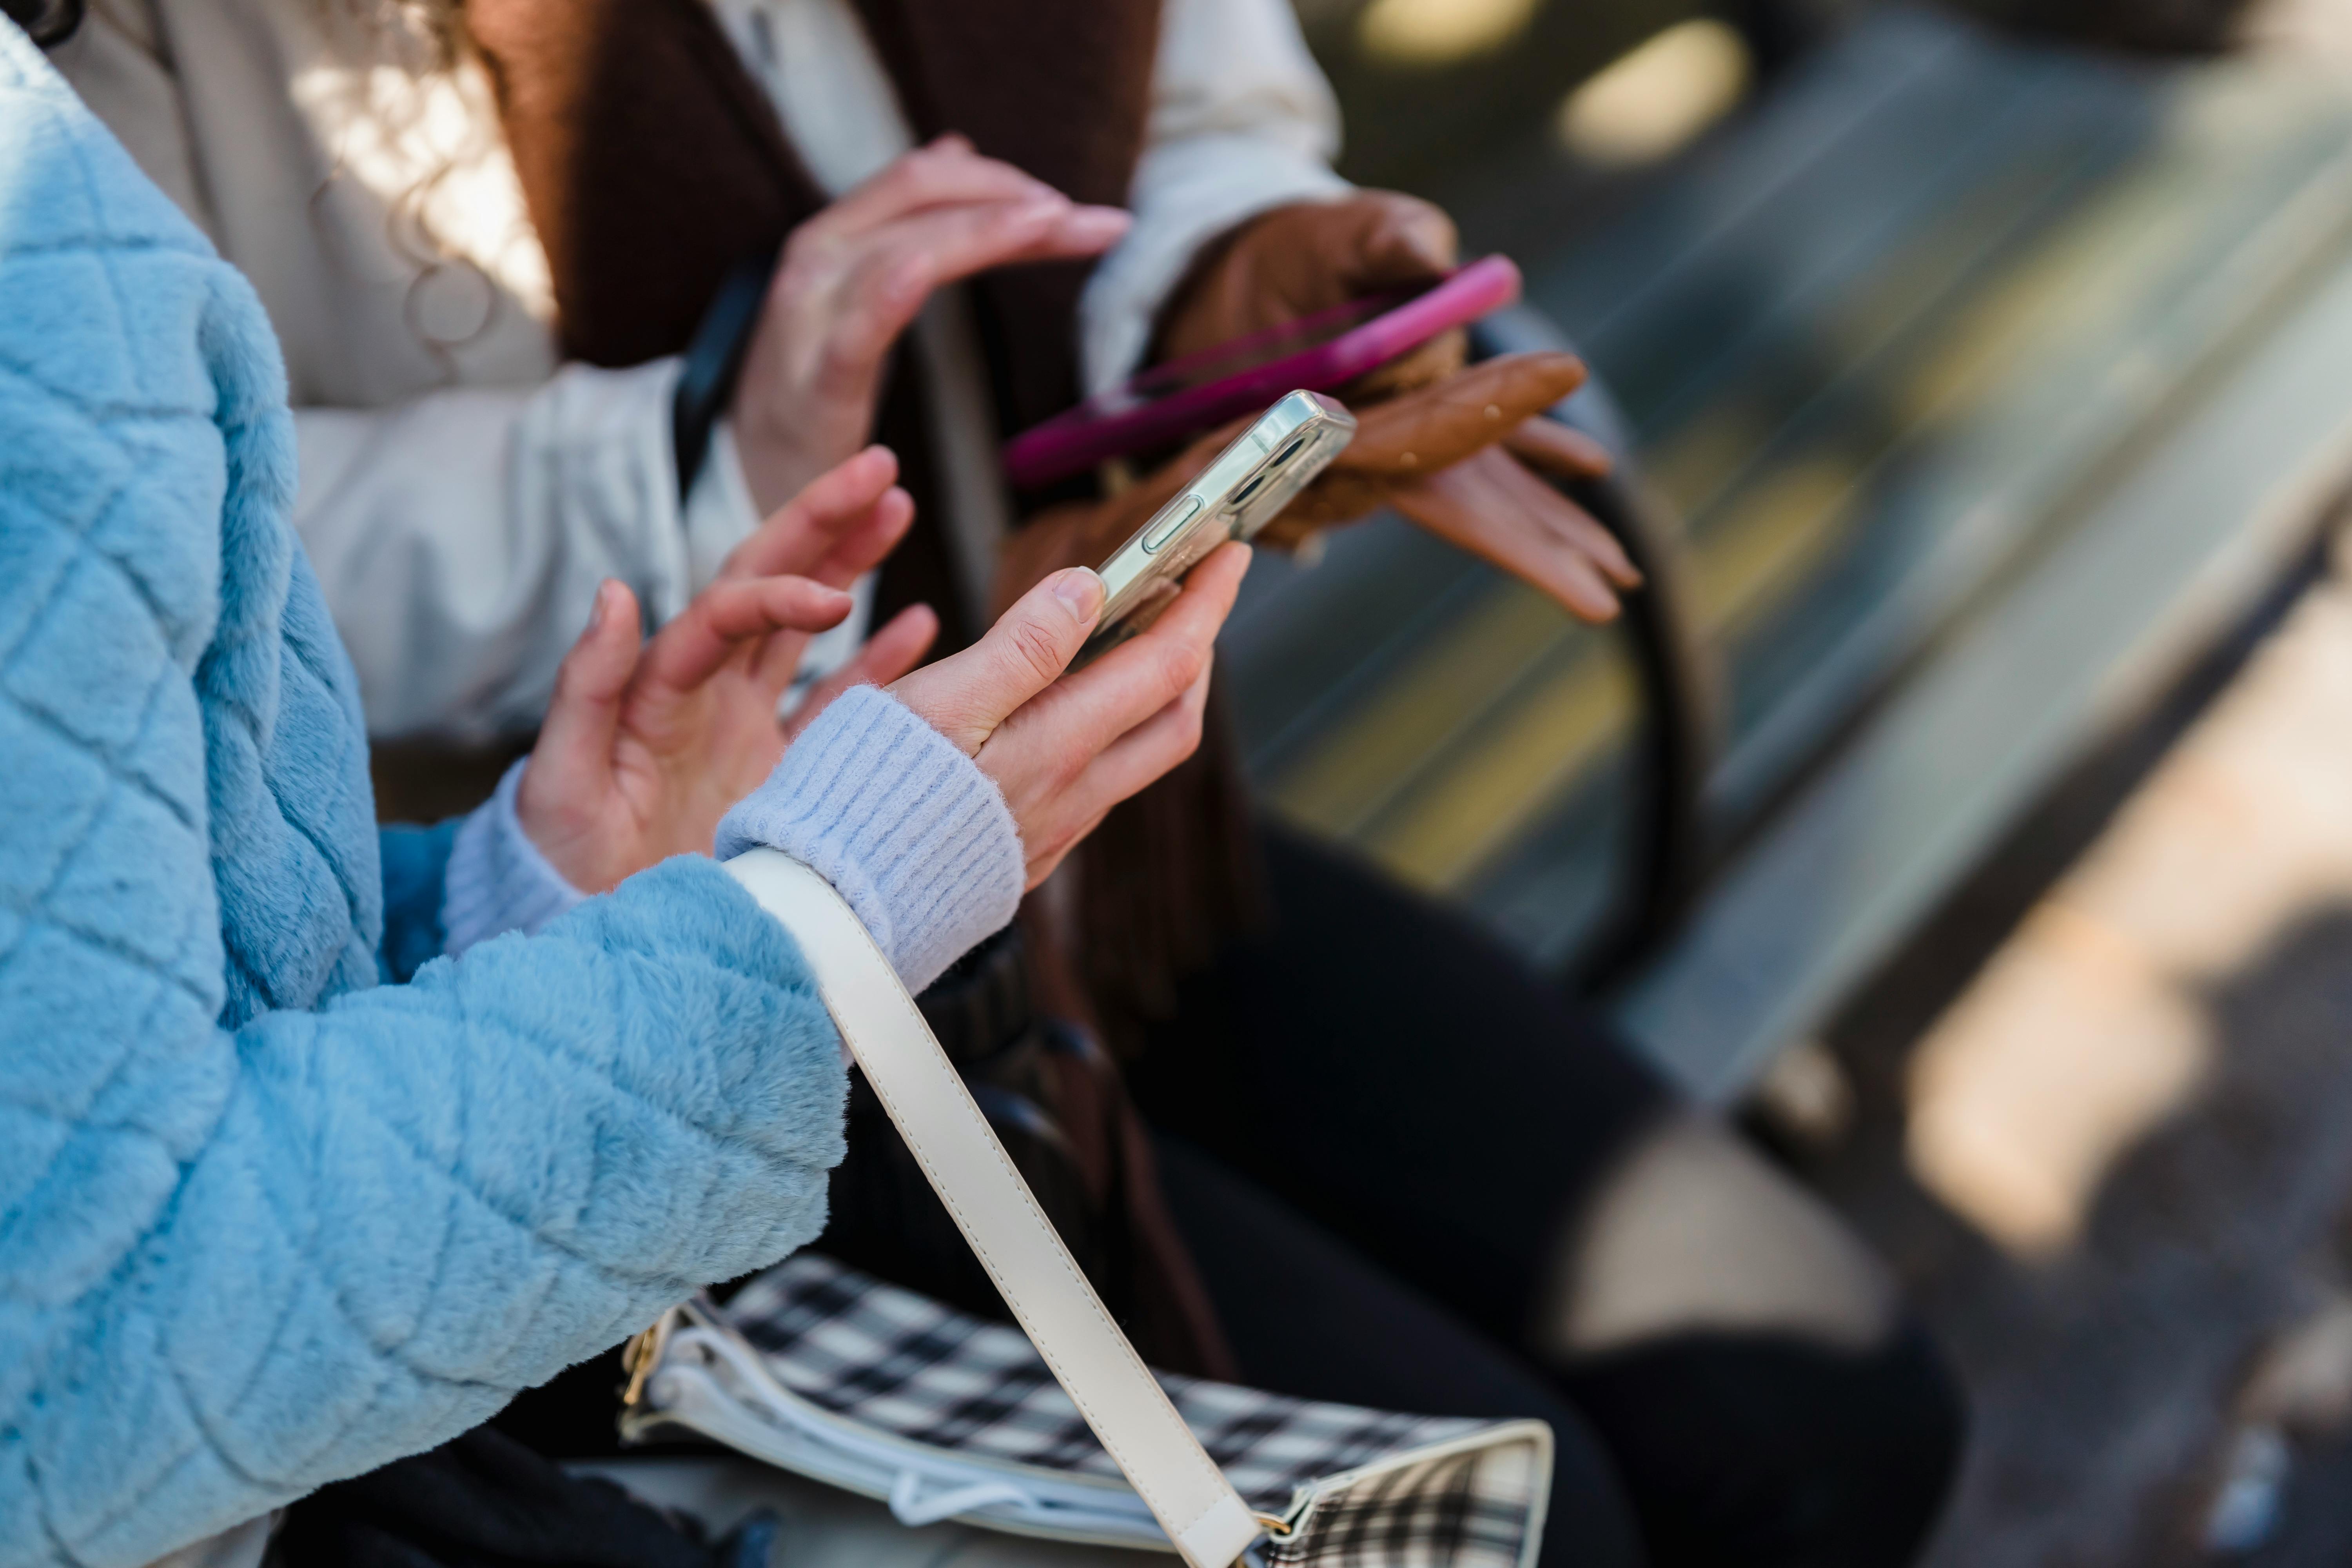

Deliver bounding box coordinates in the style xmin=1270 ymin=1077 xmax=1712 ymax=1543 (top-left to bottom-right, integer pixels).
xmin=518 ymin=450 xmax=939 ymax=893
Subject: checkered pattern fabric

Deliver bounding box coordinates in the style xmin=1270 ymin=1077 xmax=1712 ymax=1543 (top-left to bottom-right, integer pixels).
xmin=714 ymin=1252 xmax=1543 ymax=1566
xmin=1266 ymin=1444 xmax=1544 ymax=1568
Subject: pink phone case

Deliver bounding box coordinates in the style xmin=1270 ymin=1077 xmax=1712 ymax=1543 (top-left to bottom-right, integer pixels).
xmin=1002 ymin=255 xmax=1521 ymax=489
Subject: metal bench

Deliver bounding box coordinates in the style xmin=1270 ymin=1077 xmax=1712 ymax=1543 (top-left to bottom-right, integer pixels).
xmin=1224 ymin=3 xmax=2352 ymax=1100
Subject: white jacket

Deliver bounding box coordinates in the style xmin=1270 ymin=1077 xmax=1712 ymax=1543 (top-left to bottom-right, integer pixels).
xmin=54 ymin=0 xmax=1347 ymax=740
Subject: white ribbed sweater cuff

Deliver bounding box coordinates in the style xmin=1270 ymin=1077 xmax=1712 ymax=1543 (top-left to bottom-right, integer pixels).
xmin=715 ymin=684 xmax=1025 ymax=993
xmin=441 ymin=760 xmax=588 ymax=956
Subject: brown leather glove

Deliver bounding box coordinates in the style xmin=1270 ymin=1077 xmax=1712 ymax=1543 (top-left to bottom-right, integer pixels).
xmin=995 ymin=351 xmax=1631 ymax=622
xmin=1140 ymin=191 xmax=1641 ymax=622
xmin=1157 ymin=191 xmax=1470 ymax=402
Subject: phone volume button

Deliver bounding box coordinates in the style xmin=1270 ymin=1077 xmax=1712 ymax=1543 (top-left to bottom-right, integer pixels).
xmin=1142 ymin=495 xmax=1204 ymax=554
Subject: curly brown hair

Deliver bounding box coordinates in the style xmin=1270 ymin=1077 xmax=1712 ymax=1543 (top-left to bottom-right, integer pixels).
xmin=333 ymin=0 xmax=468 ymax=67
xmin=308 ymin=0 xmax=515 ymax=370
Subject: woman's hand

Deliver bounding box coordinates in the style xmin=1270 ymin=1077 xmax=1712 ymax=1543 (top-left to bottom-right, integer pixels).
xmin=731 ymin=136 xmax=1132 ymax=517
xmin=710 ymin=445 xmax=942 ymax=739
xmin=989 ymin=426 xmax=1236 ymax=617
xmin=895 ymin=544 xmax=1253 ymax=889
xmin=989 ymin=355 xmax=1638 ymax=627
xmin=1273 ymin=353 xmax=1639 ymax=621
xmin=516 ymin=454 xmax=937 ymax=892
xmin=1158 ymin=191 xmax=1469 ymax=399
xmin=1151 ymin=192 xmax=1641 ymax=622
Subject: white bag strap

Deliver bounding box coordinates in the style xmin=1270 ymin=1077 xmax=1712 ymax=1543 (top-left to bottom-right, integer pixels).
xmin=724 ymin=849 xmax=1265 ymax=1568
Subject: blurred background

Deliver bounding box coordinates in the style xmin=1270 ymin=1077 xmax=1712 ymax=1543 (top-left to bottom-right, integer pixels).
xmin=1222 ymin=0 xmax=2352 ymax=1560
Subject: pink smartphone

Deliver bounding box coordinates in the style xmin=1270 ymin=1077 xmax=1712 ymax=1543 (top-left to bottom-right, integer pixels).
xmin=1002 ymin=254 xmax=1521 ymax=490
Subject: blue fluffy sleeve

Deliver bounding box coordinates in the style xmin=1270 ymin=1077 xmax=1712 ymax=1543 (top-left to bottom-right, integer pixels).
xmin=0 ymin=34 xmax=847 ymax=1568
xmin=3 ymin=857 xmax=848 ymax=1568
xmin=379 ymin=822 xmax=459 ymax=982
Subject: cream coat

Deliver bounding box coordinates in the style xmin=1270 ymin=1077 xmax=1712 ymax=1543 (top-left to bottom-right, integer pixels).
xmin=53 ymin=0 xmax=1347 ymax=740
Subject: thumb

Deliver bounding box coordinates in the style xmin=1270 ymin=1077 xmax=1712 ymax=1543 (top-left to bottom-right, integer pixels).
xmin=531 ymin=579 xmax=640 ymax=792
xmin=891 ymin=567 xmax=1105 ymax=753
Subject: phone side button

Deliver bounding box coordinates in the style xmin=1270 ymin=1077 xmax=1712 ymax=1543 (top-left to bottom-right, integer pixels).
xmin=1141 ymin=495 xmax=1204 ymax=554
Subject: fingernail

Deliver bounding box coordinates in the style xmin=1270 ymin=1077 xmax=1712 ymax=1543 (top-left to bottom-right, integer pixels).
xmin=586 ymin=580 xmax=612 ymax=631
xmin=1077 ymin=212 xmax=1133 ymax=243
xmin=1053 ymin=568 xmax=1105 ymax=624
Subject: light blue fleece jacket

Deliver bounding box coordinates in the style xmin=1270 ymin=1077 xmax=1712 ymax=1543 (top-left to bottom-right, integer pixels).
xmin=0 ymin=31 xmax=1009 ymax=1566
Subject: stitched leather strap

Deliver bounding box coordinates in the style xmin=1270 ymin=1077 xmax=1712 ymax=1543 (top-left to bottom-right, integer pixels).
xmin=724 ymin=849 xmax=1262 ymax=1568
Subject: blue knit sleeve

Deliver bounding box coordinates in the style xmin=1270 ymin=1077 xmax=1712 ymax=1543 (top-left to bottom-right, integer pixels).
xmin=717 ymin=684 xmax=1025 ymax=993
xmin=379 ymin=821 xmax=460 ymax=982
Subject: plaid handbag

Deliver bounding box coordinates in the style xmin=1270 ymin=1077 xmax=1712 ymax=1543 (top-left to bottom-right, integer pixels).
xmin=622 ymin=851 xmax=1555 ymax=1568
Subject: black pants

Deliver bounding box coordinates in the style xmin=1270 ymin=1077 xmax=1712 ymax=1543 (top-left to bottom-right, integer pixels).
xmin=1131 ymin=825 xmax=1964 ymax=1568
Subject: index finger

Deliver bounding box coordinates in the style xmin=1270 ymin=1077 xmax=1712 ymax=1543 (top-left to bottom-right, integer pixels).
xmin=852 ymin=199 xmax=1131 ymax=313
xmin=820 ymin=140 xmax=1063 ymax=239
xmin=722 ymin=446 xmax=904 ymax=581
xmin=639 ymin=575 xmax=853 ymax=693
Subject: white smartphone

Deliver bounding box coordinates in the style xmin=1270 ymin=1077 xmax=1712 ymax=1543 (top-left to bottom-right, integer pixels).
xmin=1077 ymin=390 xmax=1357 ymax=666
